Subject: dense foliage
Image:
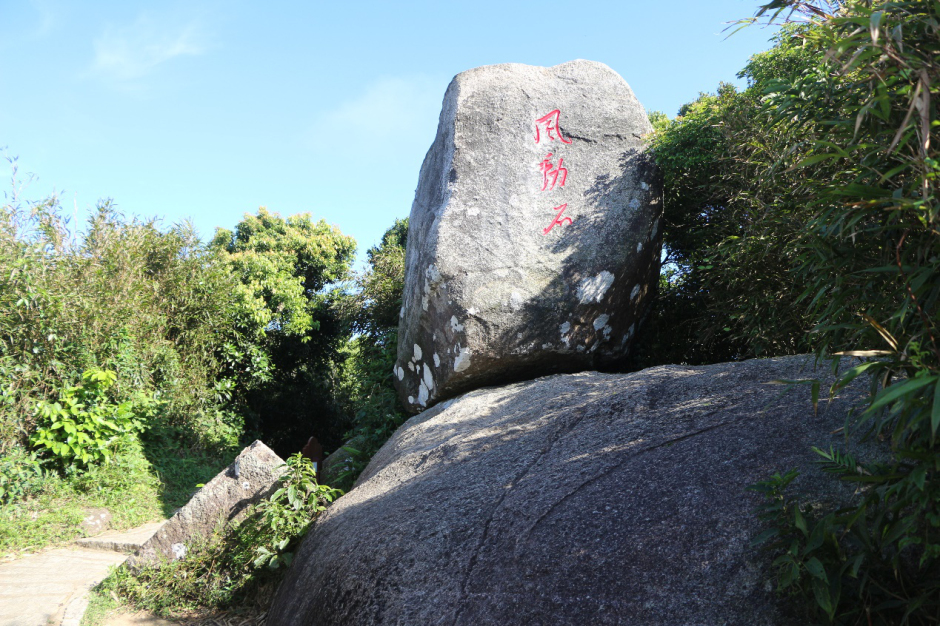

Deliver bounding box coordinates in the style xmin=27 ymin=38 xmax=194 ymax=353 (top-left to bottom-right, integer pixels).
xmin=0 ymin=185 xmax=248 ymax=455
xmin=648 ymin=1 xmax=940 ymax=623
xmin=211 ymin=208 xmax=357 ymax=455
xmin=332 ymin=218 xmax=409 ymax=487
xmin=636 ymin=25 xmax=825 ymax=366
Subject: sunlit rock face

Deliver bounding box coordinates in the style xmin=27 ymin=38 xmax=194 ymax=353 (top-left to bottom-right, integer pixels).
xmin=268 ymin=356 xmax=883 ymax=625
xmin=394 ymin=59 xmax=662 ymax=414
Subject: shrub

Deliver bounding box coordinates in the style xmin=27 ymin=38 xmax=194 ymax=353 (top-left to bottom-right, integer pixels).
xmin=738 ymin=1 xmax=940 ymax=623
xmin=29 ymin=368 xmax=150 ymax=470
xmin=0 ymin=447 xmax=46 ymax=506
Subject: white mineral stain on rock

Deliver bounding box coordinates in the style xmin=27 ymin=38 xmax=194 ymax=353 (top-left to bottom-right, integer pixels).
xmin=577 ymin=271 xmax=615 ymax=304
xmin=637 ymin=241 xmax=644 ymax=254
xmin=517 ymin=333 xmax=523 ymax=340
xmin=450 ymin=316 xmax=464 ymax=333
xmin=418 ymin=381 xmax=429 ymax=406
xmin=399 ymin=307 xmax=404 ymax=319
xmin=631 ymin=284 xmax=641 ymax=300
xmin=603 ymin=325 xmax=612 ymax=339
xmin=576 ymin=345 xmax=586 ymax=352
xmin=467 ymin=206 xmax=480 ymax=217
xmin=560 ymin=321 xmax=571 ymax=335
xmin=414 ymin=344 xmax=423 ymax=360
xmin=454 ymin=347 xmax=472 ymax=372
xmin=509 ymin=291 xmax=523 ymax=311
xmin=422 ymin=295 xmax=429 ymax=311
xmin=593 ymin=314 xmax=610 ymax=330
xmin=542 ymin=343 xmax=552 ymax=349
xmin=407 ymin=362 xmax=415 ymax=372
xmin=396 ymin=366 xmax=404 ymax=381
xmin=171 ymin=543 xmax=187 ymax=560
xmin=423 ymin=364 xmax=434 ymax=390
xmin=426 ymin=264 xmax=441 ymax=283
xmin=641 ymin=181 xmax=649 ymax=190
xmin=650 ymin=219 xmax=660 ymax=240
xmin=408 ymin=395 xmax=414 ymax=405
xmin=629 ymin=198 xmax=641 ymax=209
xmin=467 ymin=307 xmax=478 ymax=316
xmin=433 ymin=353 xmax=440 ymax=367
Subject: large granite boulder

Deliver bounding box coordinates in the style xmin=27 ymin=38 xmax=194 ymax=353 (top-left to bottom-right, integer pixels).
xmin=268 ymin=355 xmax=883 ymax=625
xmin=127 ymin=440 xmax=283 ymax=569
xmin=394 ymin=60 xmax=662 ymax=413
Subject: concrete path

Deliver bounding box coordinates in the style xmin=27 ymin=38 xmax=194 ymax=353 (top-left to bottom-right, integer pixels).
xmin=0 ymin=522 xmax=164 ymax=626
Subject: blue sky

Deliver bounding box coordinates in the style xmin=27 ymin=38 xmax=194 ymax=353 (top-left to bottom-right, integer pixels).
xmin=1 ymin=0 xmax=778 ymax=267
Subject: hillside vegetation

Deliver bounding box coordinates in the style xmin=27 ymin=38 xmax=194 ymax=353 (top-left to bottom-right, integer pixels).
xmin=2 ymin=0 xmax=938 ymax=623
xmin=640 ymin=1 xmax=940 ymax=623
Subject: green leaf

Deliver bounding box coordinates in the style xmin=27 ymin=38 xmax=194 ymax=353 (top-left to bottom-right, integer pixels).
xmin=794 ymin=507 xmax=808 ymax=536
xmin=805 ymin=557 xmax=828 ymax=582
xmin=790 ymin=153 xmax=841 ymax=169
xmin=812 ymin=578 xmax=834 ymax=617
xmin=869 ymin=376 xmax=938 ymax=412
xmin=751 ymin=528 xmax=779 ymax=546
xmin=804 ymin=519 xmax=827 ymax=554
xmin=931 ymin=377 xmax=940 ymax=438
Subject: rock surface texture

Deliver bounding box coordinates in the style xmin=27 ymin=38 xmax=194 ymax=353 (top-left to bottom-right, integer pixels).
xmin=126 ymin=440 xmax=283 ymax=570
xmin=268 ymin=355 xmax=883 ymax=626
xmin=394 ymin=60 xmax=662 ymax=413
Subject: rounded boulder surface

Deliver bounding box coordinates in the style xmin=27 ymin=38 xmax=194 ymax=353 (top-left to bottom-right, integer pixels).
xmin=268 ymin=355 xmax=881 ymax=625
xmin=395 ymin=60 xmax=663 ymax=414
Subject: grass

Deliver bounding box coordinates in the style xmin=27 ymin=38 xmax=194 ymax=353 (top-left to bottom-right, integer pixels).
xmin=0 ymin=431 xmax=233 ymax=557
xmin=81 ymin=586 xmax=124 ymax=626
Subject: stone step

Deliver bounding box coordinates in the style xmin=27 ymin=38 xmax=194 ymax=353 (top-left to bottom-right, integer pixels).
xmin=73 ymin=521 xmax=165 ymax=554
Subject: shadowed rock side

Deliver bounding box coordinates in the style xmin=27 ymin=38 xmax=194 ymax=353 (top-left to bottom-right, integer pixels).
xmin=268 ymin=355 xmax=883 ymax=625
xmin=395 ymin=59 xmax=662 ymax=414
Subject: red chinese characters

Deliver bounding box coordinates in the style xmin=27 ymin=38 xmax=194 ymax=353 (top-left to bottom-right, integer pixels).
xmin=535 ymin=109 xmax=573 ymax=236
xmin=542 ymin=203 xmax=572 ymax=235
xmin=534 ymin=109 xmax=572 ymax=145
xmin=539 ymin=153 xmax=567 ymax=192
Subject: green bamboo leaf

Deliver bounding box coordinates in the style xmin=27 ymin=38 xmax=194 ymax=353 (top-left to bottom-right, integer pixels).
xmin=869 ymin=376 xmax=938 ymax=412
xmin=794 ymin=507 xmax=808 ymax=536
xmin=790 ymin=153 xmax=841 ymax=170
xmin=805 ymin=557 xmax=828 ymax=582
xmin=931 ymin=377 xmax=940 ymax=438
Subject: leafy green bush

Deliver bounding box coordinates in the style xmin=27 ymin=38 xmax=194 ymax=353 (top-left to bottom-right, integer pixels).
xmin=211 ymin=207 xmax=357 ymax=455
xmin=29 ymin=369 xmax=150 ymax=470
xmin=0 ymin=171 xmax=261 ymax=458
xmin=735 ymin=1 xmax=940 ymax=623
xmin=0 ymin=447 xmax=46 ymax=506
xmin=642 ymin=25 xmax=825 ymax=366
xmin=333 ymin=218 xmax=409 ymax=479
xmin=250 ymin=453 xmax=341 ymax=569
xmin=649 ymin=1 xmax=940 ymax=621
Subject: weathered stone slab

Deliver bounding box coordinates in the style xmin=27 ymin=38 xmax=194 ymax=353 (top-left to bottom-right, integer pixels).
xmin=394 ymin=60 xmax=662 ymax=413
xmin=268 ymin=355 xmax=884 ymax=625
xmin=125 ymin=440 xmax=283 ymax=569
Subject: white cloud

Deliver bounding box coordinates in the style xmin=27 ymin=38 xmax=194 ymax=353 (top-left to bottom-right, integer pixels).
xmin=309 ymin=75 xmax=448 ymax=155
xmin=88 ymin=12 xmax=208 ymax=84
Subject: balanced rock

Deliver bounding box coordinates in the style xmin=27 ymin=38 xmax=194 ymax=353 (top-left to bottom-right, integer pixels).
xmin=126 ymin=440 xmax=283 ymax=569
xmin=394 ymin=60 xmax=662 ymax=413
xmin=268 ymin=355 xmax=882 ymax=625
